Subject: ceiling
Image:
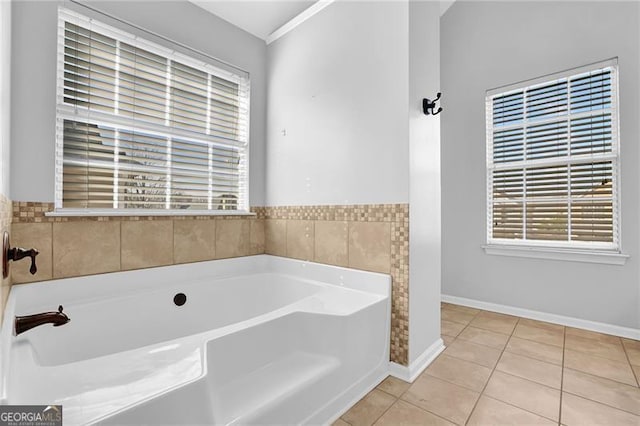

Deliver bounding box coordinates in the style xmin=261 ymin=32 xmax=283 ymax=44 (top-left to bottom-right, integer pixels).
xmin=191 ymin=1 xmax=456 ymax=42
xmin=190 ymin=0 xmax=316 ymax=40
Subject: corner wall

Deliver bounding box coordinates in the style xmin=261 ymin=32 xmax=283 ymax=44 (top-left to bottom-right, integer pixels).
xmin=265 ymin=0 xmax=443 ymax=369
xmin=408 ymin=0 xmax=441 ymax=367
xmin=441 ymin=1 xmax=640 ymax=329
xmin=266 ymin=1 xmax=409 ymax=206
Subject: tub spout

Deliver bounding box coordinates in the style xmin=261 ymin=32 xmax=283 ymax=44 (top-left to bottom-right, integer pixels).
xmin=14 ymin=305 xmax=70 ymax=336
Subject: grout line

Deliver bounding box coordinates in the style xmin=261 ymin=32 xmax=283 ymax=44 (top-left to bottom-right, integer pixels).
xmin=558 ymin=323 xmax=566 ymax=425
xmin=560 ymin=383 xmax=640 ymax=418
xmin=620 ymin=340 xmax=640 ymax=388
xmin=463 ymin=314 xmax=520 ymax=425
xmin=398 ymin=395 xmax=465 ymax=425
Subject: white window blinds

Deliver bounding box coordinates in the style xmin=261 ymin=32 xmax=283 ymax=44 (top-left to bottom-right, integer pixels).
xmin=56 ymin=9 xmax=250 ymax=213
xmin=486 ymin=59 xmax=619 ymax=250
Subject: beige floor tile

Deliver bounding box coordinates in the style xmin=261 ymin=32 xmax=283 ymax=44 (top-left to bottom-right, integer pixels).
xmin=377 ymin=376 xmax=411 ymax=398
xmin=483 ymin=371 xmax=560 ymax=421
xmin=442 ymin=335 xmax=456 ymax=346
xmin=441 ymin=309 xmax=475 ymax=325
xmin=341 ymin=389 xmax=396 ymax=426
xmin=443 ymin=304 xmax=481 ymax=315
xmin=457 ymin=326 xmax=509 ymax=349
xmin=505 ymin=336 xmax=563 ymax=366
xmin=632 ymin=365 xmax=640 ymax=386
xmin=469 ymin=311 xmax=518 ymax=335
xmin=467 ymin=395 xmax=556 ymax=426
xmin=512 ymin=323 xmax=564 ymax=347
xmin=333 ymin=419 xmax=351 ymax=426
xmin=443 ymin=339 xmax=502 ymax=368
xmin=622 ymin=339 xmax=640 ymax=366
xmin=565 ymin=334 xmax=627 ymax=363
xmin=374 ymin=400 xmax=454 ymax=426
xmin=565 ymin=327 xmax=621 ymax=345
xmin=626 ymin=347 xmax=640 ymax=367
xmin=441 ymin=320 xmax=466 ymax=337
xmin=561 ymin=392 xmax=640 ymax=426
xmin=401 ymin=375 xmax=479 ymax=425
xmin=517 ymin=318 xmax=565 ymax=333
xmin=495 ymin=351 xmax=562 ymax=389
xmin=425 ymin=354 xmax=492 ymax=392
xmin=564 ymin=349 xmax=637 ymax=386
xmin=563 ymin=368 xmax=640 ymax=415
xmin=623 ymin=338 xmax=640 ymax=351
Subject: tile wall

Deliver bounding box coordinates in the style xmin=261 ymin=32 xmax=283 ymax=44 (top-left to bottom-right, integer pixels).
xmin=9 ymin=202 xmax=410 ymax=366
xmin=10 ymin=202 xmax=265 ymax=283
xmin=264 ymin=204 xmax=409 ymax=366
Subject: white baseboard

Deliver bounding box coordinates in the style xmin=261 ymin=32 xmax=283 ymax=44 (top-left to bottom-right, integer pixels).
xmin=442 ymin=294 xmax=640 ymax=340
xmin=388 ymin=338 xmax=445 ymax=383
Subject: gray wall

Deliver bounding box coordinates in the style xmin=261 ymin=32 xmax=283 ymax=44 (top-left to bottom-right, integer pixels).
xmin=0 ymin=0 xmax=10 ymax=197
xmin=265 ymin=1 xmax=409 ymax=206
xmin=441 ymin=1 xmax=640 ymax=328
xmin=10 ymin=0 xmax=267 ymax=206
xmin=408 ymin=0 xmax=442 ymax=364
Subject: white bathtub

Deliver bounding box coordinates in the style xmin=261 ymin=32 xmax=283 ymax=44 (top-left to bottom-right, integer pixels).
xmin=0 ymin=255 xmax=390 ymax=425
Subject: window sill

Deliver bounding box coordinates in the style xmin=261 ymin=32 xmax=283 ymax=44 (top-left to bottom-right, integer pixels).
xmin=45 ymin=209 xmax=256 ymax=218
xmin=482 ymin=244 xmax=628 ymax=265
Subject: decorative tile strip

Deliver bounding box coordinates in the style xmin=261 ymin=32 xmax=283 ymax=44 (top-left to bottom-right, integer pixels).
xmin=12 ymin=202 xmax=265 ymax=222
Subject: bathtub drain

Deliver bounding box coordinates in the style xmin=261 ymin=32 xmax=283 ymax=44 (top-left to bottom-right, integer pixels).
xmin=174 ymin=293 xmax=187 ymax=306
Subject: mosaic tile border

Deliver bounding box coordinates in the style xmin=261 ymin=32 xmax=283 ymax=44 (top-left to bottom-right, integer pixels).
xmin=264 ymin=204 xmax=409 ymax=366
xmin=0 ymin=194 xmax=11 ymax=230
xmin=264 ymin=204 xmax=407 ymax=222
xmin=12 ymin=202 xmax=266 ymax=222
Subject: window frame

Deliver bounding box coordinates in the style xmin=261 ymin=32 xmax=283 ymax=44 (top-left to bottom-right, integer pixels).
xmin=485 ymin=58 xmax=622 ymax=254
xmin=53 ymin=8 xmax=251 ymax=216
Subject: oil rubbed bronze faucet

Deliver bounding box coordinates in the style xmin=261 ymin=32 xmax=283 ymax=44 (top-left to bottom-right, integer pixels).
xmin=15 ymin=305 xmax=70 ymax=336
xmin=2 ymin=231 xmax=39 ymax=278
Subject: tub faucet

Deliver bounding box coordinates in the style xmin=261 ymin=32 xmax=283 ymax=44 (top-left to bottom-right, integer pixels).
xmin=14 ymin=305 xmax=70 ymax=336
xmin=8 ymin=247 xmax=39 ymax=275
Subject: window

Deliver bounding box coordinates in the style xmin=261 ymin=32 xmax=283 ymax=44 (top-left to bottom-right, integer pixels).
xmin=486 ymin=59 xmax=619 ymax=251
xmin=56 ymin=9 xmax=250 ymax=213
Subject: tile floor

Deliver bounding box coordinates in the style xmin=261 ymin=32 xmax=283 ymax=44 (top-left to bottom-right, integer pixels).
xmin=336 ymin=302 xmax=640 ymax=425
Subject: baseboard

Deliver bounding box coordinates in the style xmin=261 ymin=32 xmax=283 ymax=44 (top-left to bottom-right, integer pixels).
xmin=388 ymin=338 xmax=445 ymax=383
xmin=442 ymin=294 xmax=640 ymax=340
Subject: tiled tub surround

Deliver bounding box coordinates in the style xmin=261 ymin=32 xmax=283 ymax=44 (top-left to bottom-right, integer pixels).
xmin=337 ymin=302 xmax=640 ymax=425
xmin=264 ymin=204 xmax=409 ymax=366
xmin=11 ymin=202 xmax=409 ymax=365
xmin=10 ymin=202 xmax=265 ymax=283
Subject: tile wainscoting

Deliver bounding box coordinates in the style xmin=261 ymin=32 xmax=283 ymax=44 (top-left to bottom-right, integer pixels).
xmin=263 ymin=204 xmax=409 ymax=366
xmin=10 ymin=202 xmax=265 ymax=283
xmin=10 ymin=202 xmax=409 ymax=365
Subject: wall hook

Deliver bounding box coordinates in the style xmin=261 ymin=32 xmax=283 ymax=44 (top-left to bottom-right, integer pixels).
xmin=423 ymin=92 xmax=443 ymax=115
